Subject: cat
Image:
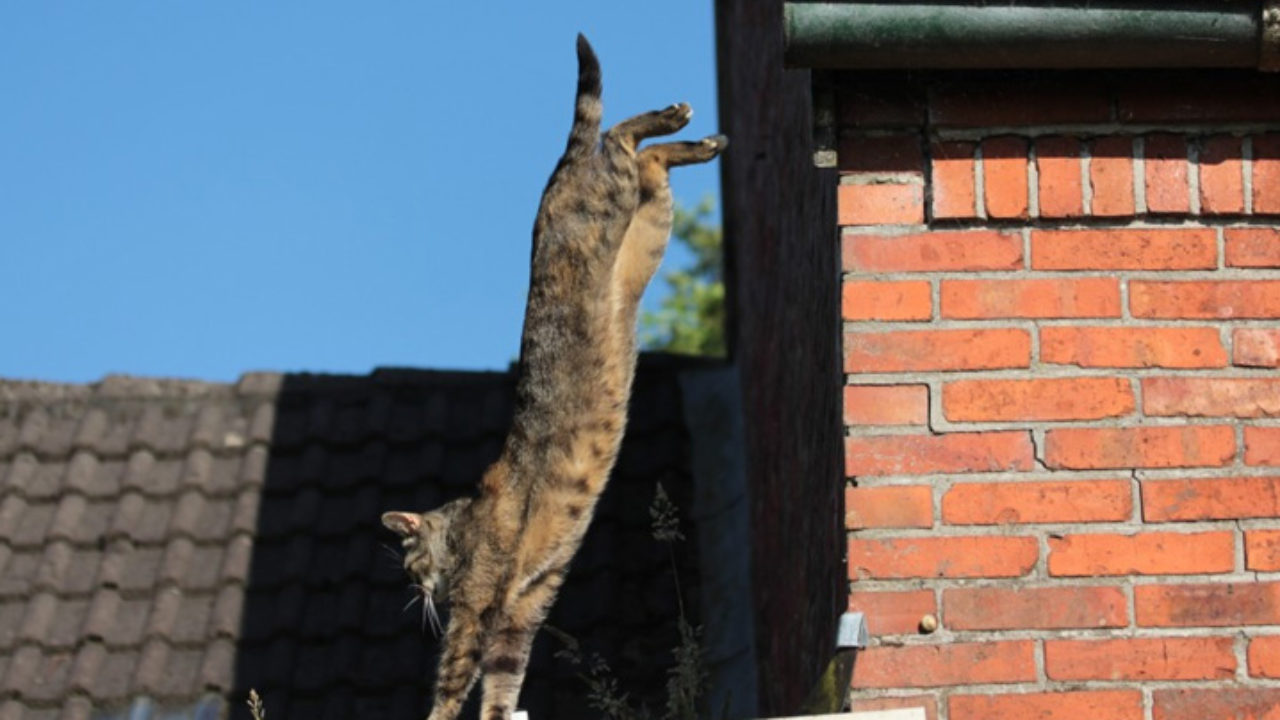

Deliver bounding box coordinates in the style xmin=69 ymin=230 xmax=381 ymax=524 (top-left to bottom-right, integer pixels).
xmin=380 ymin=34 xmax=727 ymax=720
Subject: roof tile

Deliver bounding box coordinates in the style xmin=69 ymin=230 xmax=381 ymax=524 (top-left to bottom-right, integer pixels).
xmin=287 ymin=489 xmax=322 ymax=534
xmin=46 ymin=597 xmax=89 ymax=649
xmin=81 ymin=588 xmax=121 ymax=643
xmin=199 ymin=637 xmax=236 ymax=692
xmin=13 ymin=501 xmax=56 ymax=549
xmin=0 ymin=495 xmax=29 ymax=541
xmin=229 ymin=488 xmax=261 ymax=537
xmin=32 ymin=541 xmax=72 ymax=593
xmin=57 ymin=696 xmax=92 ymax=720
xmin=144 ymin=587 xmax=183 ymax=641
xmin=239 ymin=446 xmax=268 ymax=488
xmin=189 ymin=406 xmax=225 ymax=450
xmin=247 ymin=403 xmax=276 ymax=446
xmin=206 ymin=455 xmax=243 ymax=495
xmin=59 ymin=548 xmax=101 ymax=596
xmin=167 ymin=594 xmax=214 ymax=644
xmin=236 ymin=372 xmax=285 ymax=397
xmin=47 ymin=494 xmax=88 ymax=543
xmin=182 ymin=546 xmax=225 ymax=591
xmin=64 ymin=451 xmax=100 ymax=495
xmin=220 ymin=534 xmax=253 ymax=585
xmin=2 ymin=645 xmax=41 ymax=695
xmin=0 ymin=550 xmax=40 ymax=598
xmin=0 ymin=600 xmax=26 ymax=649
xmin=70 ymin=407 xmax=109 ymax=452
xmin=208 ymin=584 xmax=244 ymax=639
xmin=0 ymin=416 xmax=18 ymax=457
xmin=17 ymin=648 xmax=73 ymax=702
xmin=131 ymin=638 xmax=169 ymax=695
xmin=88 ymin=648 xmax=138 ymax=700
xmin=178 ymin=449 xmax=215 ymax=491
xmin=3 ymin=455 xmax=36 ymax=497
xmin=68 ymin=641 xmax=105 ymax=694
xmin=168 ymin=491 xmax=208 ymax=540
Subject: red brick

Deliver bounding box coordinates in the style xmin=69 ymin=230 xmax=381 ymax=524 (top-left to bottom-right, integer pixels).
xmin=1144 ymin=477 xmax=1280 ymax=522
xmin=952 ymin=691 xmax=1141 ymax=720
xmin=853 ymin=641 xmax=1035 ymax=688
xmin=840 ymin=133 xmax=923 ymax=175
xmin=850 ymin=696 xmax=937 ymax=720
xmin=846 ymin=432 xmax=1034 ymax=477
xmin=842 ymin=280 xmax=931 ymax=321
xmin=1144 ymin=377 xmax=1280 ymax=418
xmin=943 ymin=377 xmax=1134 ymax=422
xmin=1132 ymin=280 xmax=1280 ymax=319
xmin=1199 ymin=135 xmax=1245 ymax=214
xmin=845 ymin=485 xmax=932 ymax=529
xmin=944 ymin=586 xmax=1127 ymax=631
xmin=1226 ymin=227 xmax=1280 ymax=268
xmin=1153 ymin=687 xmax=1280 ymax=720
xmin=1246 ymin=427 xmax=1280 ymax=466
xmin=1144 ymin=134 xmax=1190 ymax=214
xmin=1032 ymin=228 xmax=1216 ymax=270
xmin=847 ymin=590 xmax=936 ymax=636
xmin=931 ymin=141 xmax=976 ymax=219
xmin=1137 ymin=582 xmax=1280 ymax=627
xmin=1255 ymin=133 xmax=1280 ymax=215
xmin=842 ymin=230 xmax=1022 ymax=272
xmin=1048 ymin=531 xmax=1234 ymax=576
xmin=838 ymin=183 xmax=924 ymax=226
xmin=982 ymin=136 xmax=1028 ymax=219
xmin=848 ymin=535 xmax=1037 ymax=580
xmin=1044 ymin=425 xmax=1236 ymax=470
xmin=844 ymin=384 xmax=928 ymax=426
xmin=931 ymin=83 xmax=1110 ymax=127
xmin=943 ymin=479 xmax=1132 ymax=525
xmin=1247 ymin=530 xmax=1280 ymax=571
xmin=1248 ymin=635 xmax=1280 ymax=678
xmin=1042 ymin=326 xmax=1227 ymax=369
xmin=1089 ymin=137 xmax=1136 ymax=217
xmin=1035 ymin=136 xmax=1083 ymax=218
xmin=941 ymin=277 xmax=1119 ymax=319
xmin=1046 ymin=637 xmax=1235 ymax=681
xmin=1236 ymin=328 xmax=1280 ymax=368
xmin=844 ymin=328 xmax=1030 ymax=373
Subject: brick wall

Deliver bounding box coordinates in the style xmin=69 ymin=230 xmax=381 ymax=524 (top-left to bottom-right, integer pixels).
xmin=837 ymin=71 xmax=1280 ymax=720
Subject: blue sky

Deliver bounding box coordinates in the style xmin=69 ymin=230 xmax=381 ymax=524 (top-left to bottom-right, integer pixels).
xmin=0 ymin=3 xmax=721 ymax=383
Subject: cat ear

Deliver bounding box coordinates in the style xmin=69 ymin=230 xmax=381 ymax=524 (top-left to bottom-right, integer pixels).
xmin=381 ymin=511 xmax=422 ymax=536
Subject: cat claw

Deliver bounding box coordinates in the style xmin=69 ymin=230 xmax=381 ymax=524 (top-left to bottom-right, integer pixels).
xmin=666 ymin=103 xmax=693 ymax=122
xmin=702 ymin=134 xmax=729 ymax=151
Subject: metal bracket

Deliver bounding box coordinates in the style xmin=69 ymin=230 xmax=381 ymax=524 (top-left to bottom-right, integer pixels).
xmin=837 ymin=611 xmax=869 ymax=649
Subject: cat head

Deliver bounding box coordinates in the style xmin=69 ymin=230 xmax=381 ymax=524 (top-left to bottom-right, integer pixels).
xmin=381 ymin=497 xmax=471 ymax=629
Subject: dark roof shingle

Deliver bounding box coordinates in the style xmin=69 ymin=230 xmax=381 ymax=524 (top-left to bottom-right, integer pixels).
xmin=0 ymin=362 xmax=701 ymax=719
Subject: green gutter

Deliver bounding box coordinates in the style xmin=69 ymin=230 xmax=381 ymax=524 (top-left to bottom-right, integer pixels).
xmin=784 ymin=2 xmax=1280 ymax=70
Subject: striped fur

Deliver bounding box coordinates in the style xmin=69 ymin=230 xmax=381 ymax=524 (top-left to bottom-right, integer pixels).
xmin=381 ymin=34 xmax=727 ymax=720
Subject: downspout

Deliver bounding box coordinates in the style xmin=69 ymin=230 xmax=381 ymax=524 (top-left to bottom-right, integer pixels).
xmin=785 ymin=1 xmax=1280 ymax=71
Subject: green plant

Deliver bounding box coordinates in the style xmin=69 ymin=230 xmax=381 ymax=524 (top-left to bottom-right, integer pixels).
xmin=551 ymin=483 xmax=709 ymax=720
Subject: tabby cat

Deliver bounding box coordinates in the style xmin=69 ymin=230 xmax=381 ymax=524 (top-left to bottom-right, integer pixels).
xmin=381 ymin=34 xmax=727 ymax=720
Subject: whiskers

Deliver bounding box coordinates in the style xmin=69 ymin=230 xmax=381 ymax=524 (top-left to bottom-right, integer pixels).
xmin=424 ymin=592 xmax=444 ymax=637
xmin=402 ymin=583 xmax=444 ymax=637
xmin=380 ymin=543 xmax=404 ymax=568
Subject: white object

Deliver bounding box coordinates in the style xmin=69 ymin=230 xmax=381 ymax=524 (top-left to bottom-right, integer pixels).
xmin=512 ymin=713 xmax=529 ymax=720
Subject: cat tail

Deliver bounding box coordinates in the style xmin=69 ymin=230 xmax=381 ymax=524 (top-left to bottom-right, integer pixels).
xmin=566 ymin=33 xmax=602 ymax=158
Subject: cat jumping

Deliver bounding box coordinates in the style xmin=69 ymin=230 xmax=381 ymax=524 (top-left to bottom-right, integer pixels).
xmin=381 ymin=34 xmax=727 ymax=720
